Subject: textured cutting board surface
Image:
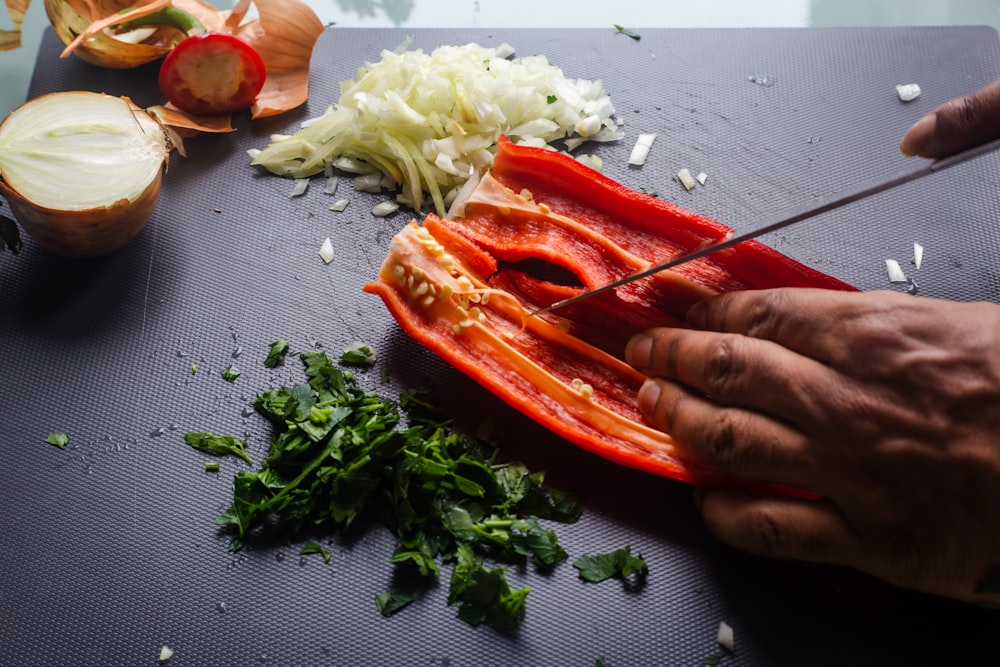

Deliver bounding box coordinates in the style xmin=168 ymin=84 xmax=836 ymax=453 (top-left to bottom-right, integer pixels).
xmin=3 ymin=26 xmax=1000 ymax=666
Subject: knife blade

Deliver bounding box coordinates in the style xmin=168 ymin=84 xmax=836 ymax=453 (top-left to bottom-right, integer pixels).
xmin=529 ymin=136 xmax=1000 ymax=317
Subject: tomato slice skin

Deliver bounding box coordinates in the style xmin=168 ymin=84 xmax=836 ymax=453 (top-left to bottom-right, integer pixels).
xmin=158 ymin=33 xmax=267 ymax=116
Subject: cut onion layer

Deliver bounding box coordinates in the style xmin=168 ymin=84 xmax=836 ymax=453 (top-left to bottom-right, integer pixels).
xmin=0 ymin=91 xmax=169 ymax=257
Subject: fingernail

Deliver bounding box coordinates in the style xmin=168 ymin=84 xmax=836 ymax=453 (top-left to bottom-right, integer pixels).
xmin=637 ymin=379 xmax=661 ymax=416
xmin=687 ymin=300 xmax=708 ymax=329
xmin=626 ymin=333 xmax=653 ymax=368
xmin=899 ymin=112 xmax=937 ymax=157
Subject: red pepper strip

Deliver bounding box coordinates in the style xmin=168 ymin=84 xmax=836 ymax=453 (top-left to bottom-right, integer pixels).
xmin=490 ymin=136 xmax=856 ymax=294
xmin=365 ymin=138 xmax=856 ymax=494
xmin=365 ymin=219 xmax=754 ymax=488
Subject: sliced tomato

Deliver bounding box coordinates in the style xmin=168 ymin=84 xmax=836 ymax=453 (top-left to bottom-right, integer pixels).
xmin=158 ymin=33 xmax=266 ymax=116
xmin=365 ymin=136 xmax=857 ymax=495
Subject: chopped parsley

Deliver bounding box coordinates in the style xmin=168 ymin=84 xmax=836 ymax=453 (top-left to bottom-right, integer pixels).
xmin=339 ymin=342 xmax=377 ymax=366
xmin=263 ymin=340 xmax=291 ymax=368
xmin=614 ymin=24 xmax=642 ymax=41
xmin=300 ymin=541 xmax=332 ymax=563
xmin=573 ymin=545 xmax=648 ymax=583
xmin=184 ymin=431 xmax=253 ymax=466
xmin=700 ymin=653 xmax=723 ymax=666
xmin=546 ymin=94 xmax=558 ymax=104
xmin=204 ymin=462 xmax=220 ymax=472
xmin=213 ymin=350 xmax=584 ymax=631
xmin=45 ymin=432 xmax=70 ymax=449
xmin=221 ymin=366 xmax=241 ymax=382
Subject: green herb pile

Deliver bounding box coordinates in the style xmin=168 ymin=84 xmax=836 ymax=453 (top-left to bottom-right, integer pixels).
xmin=210 ymin=349 xmax=597 ymax=631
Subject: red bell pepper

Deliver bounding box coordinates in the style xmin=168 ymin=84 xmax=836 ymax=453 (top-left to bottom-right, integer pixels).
xmin=364 ymin=136 xmax=856 ymax=493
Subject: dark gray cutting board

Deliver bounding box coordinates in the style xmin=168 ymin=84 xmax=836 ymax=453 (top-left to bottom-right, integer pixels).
xmin=2 ymin=26 xmax=1000 ymax=666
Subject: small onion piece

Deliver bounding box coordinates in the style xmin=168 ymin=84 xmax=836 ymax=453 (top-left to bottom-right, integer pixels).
xmin=0 ymin=91 xmax=169 ymax=257
xmin=886 ymin=258 xmax=907 ymax=283
xmin=677 ymin=168 xmax=697 ymax=191
xmin=717 ymin=621 xmax=735 ymax=652
xmin=628 ymin=133 xmax=656 ymax=166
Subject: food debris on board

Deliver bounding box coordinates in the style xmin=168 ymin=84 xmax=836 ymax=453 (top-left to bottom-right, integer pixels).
xmin=886 ymin=242 xmax=924 ymax=292
xmin=896 ymin=83 xmax=922 ymax=102
xmin=717 ymin=620 xmax=735 ymax=652
xmin=318 ymin=237 xmax=335 ymax=264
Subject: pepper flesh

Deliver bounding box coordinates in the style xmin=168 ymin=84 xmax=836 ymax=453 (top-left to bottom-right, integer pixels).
xmin=365 ymin=136 xmax=856 ymax=493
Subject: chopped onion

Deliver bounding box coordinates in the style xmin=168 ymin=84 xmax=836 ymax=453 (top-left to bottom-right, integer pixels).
xmin=290 ymin=178 xmax=310 ymax=197
xmin=323 ymin=176 xmax=339 ymax=195
xmin=677 ymin=168 xmax=697 ymax=191
xmin=372 ymin=201 xmax=400 ymax=217
xmin=319 ymin=237 xmax=335 ymax=264
xmin=159 ymin=646 xmax=174 ymax=662
xmin=913 ymin=242 xmax=924 ymax=269
xmin=696 ymin=171 xmax=708 ymax=185
xmin=0 ymin=91 xmax=169 ymax=257
xmin=886 ymin=258 xmax=907 ymax=283
xmin=328 ymin=199 xmax=350 ymax=212
xmin=576 ymin=154 xmax=603 ymax=171
xmin=717 ymin=621 xmax=735 ymax=652
xmin=628 ymin=133 xmax=657 ymax=166
xmin=896 ymin=83 xmax=921 ymax=102
xmin=250 ymin=42 xmax=621 ymax=215
xmin=353 ymin=172 xmax=383 ymax=193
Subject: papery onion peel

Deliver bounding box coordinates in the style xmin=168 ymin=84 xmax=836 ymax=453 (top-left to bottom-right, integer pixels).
xmin=48 ymin=0 xmax=324 ymax=120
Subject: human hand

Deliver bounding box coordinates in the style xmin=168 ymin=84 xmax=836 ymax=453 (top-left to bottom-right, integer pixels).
xmin=625 ymin=288 xmax=1000 ymax=606
xmin=900 ymin=79 xmax=1000 ymax=158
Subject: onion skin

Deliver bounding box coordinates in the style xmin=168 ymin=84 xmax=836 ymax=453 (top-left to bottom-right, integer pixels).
xmin=44 ymin=0 xmax=179 ymax=69
xmin=0 ymin=171 xmax=164 ymax=258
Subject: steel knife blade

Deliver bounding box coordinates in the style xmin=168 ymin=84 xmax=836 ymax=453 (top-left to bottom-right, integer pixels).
xmin=529 ymin=136 xmax=1000 ymax=317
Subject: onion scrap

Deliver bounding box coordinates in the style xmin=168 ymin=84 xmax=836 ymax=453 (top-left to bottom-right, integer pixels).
xmin=0 ymin=0 xmax=30 ymax=50
xmin=48 ymin=0 xmax=324 ymax=121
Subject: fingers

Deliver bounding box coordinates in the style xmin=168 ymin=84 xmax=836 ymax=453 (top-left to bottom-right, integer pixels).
xmin=638 ymin=378 xmax=823 ymax=490
xmin=626 ymin=322 xmax=842 ymax=429
xmin=696 ymin=489 xmax=863 ymax=568
xmin=899 ymin=80 xmax=1000 ymax=158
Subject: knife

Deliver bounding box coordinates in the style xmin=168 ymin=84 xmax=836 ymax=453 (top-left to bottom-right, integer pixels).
xmin=529 ymin=136 xmax=1000 ymax=317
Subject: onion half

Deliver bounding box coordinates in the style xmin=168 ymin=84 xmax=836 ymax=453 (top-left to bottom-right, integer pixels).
xmin=0 ymin=91 xmax=169 ymax=257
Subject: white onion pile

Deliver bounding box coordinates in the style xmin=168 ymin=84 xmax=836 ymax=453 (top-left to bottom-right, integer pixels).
xmin=249 ymin=42 xmax=621 ymax=215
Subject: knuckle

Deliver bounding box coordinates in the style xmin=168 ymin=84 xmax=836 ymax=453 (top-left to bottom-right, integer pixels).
xmin=702 ymin=336 xmax=746 ymax=401
xmin=747 ymin=507 xmax=786 ymax=557
xmin=701 ymin=409 xmax=759 ymax=472
xmin=742 ymin=290 xmax=787 ymax=339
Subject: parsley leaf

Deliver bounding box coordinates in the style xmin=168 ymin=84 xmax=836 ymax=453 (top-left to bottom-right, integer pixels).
xmin=184 ymin=431 xmax=253 ymax=465
xmin=339 ymin=342 xmax=377 ymax=366
xmin=221 ymin=366 xmax=241 ymax=382
xmin=263 ymin=340 xmax=290 ymax=368
xmin=45 ymin=432 xmax=70 ymax=449
xmin=573 ymin=545 xmax=648 ymax=583
xmin=212 ymin=350 xmax=581 ymax=631
xmin=614 ymin=24 xmax=642 ymax=41
xmin=300 ymin=541 xmax=332 ymax=563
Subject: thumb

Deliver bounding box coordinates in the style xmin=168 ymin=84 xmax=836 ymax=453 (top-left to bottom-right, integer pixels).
xmin=695 ymin=489 xmax=862 ymax=568
xmin=899 ymin=80 xmax=1000 ymax=158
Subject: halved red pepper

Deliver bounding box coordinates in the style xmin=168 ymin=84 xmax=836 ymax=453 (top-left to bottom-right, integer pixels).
xmin=364 ymin=136 xmax=856 ymax=493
